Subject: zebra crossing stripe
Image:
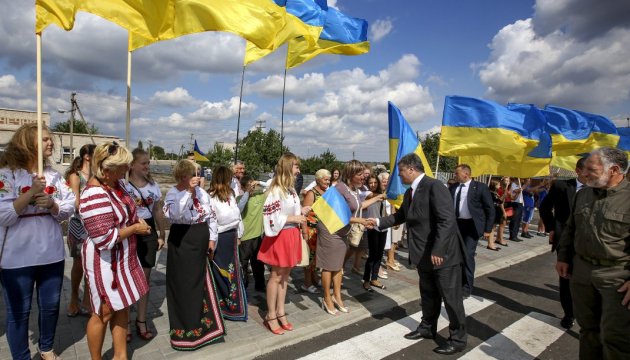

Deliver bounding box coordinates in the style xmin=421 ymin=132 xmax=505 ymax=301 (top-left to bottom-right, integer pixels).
xmin=458 ymin=312 xmax=565 ymax=360
xmin=297 ymin=296 xmax=495 ymax=360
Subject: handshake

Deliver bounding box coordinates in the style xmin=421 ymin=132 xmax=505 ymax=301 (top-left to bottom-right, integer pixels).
xmin=360 ymin=218 xmax=379 ymax=229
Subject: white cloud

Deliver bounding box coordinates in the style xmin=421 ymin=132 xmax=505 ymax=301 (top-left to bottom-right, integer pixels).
xmin=189 ymin=97 xmax=256 ymax=121
xmin=370 ymin=18 xmax=394 ymax=42
xmin=477 ymin=0 xmax=630 ymax=112
xmin=150 ymin=87 xmax=199 ymax=107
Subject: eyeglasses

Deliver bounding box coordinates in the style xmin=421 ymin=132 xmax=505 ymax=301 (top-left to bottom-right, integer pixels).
xmin=98 ymin=141 xmax=119 ymax=169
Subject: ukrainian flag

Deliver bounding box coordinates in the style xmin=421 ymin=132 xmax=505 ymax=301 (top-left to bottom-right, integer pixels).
xmin=286 ymin=6 xmax=369 ymax=68
xmin=193 ymin=140 xmax=210 ymax=162
xmin=540 ymin=105 xmax=620 ymax=171
xmin=386 ymin=102 xmax=433 ymax=208
xmin=312 ymin=186 xmax=351 ymax=234
xmin=440 ymin=96 xmax=550 ymax=177
xmin=617 ymin=127 xmax=630 ymax=160
xmin=244 ymin=0 xmax=327 ymax=65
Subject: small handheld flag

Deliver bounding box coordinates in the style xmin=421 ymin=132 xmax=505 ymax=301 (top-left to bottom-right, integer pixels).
xmin=312 ymin=186 xmax=351 ymax=234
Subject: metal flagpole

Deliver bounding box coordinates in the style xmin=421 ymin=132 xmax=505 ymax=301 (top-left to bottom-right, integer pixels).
xmin=36 ymin=33 xmax=43 ymax=175
xmin=234 ymin=65 xmax=246 ymax=163
xmin=125 ymin=45 xmax=132 ymax=148
xmin=280 ymin=67 xmax=287 ymax=156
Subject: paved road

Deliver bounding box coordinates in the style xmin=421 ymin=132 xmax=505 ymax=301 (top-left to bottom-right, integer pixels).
xmin=257 ymin=253 xmax=579 ymax=360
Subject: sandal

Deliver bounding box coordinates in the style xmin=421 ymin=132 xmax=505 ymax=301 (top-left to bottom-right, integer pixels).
xmin=486 ymin=246 xmax=500 ymax=251
xmin=277 ymin=314 xmax=293 ymax=331
xmin=300 ymin=284 xmax=320 ymax=294
xmin=39 ymin=350 xmax=61 ymax=360
xmin=363 ymin=281 xmax=374 ymax=292
xmin=370 ymin=280 xmax=387 ymax=289
xmin=263 ymin=316 xmax=285 ymax=335
xmin=136 ymin=320 xmax=154 ymax=340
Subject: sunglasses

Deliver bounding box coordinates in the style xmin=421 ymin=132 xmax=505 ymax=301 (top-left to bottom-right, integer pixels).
xmin=98 ymin=141 xmax=119 ymax=169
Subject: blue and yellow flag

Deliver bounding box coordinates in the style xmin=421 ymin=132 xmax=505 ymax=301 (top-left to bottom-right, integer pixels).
xmin=244 ymin=0 xmax=327 ymax=65
xmin=617 ymin=127 xmax=630 ymax=160
xmin=386 ymin=102 xmax=433 ymax=208
xmin=440 ymin=96 xmax=550 ymax=177
xmin=193 ymin=140 xmax=209 ymax=162
xmin=312 ymin=186 xmax=351 ymax=234
xmin=286 ymin=6 xmax=369 ymax=68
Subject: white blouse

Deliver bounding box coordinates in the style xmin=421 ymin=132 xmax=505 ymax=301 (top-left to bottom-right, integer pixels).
xmin=209 ymin=194 xmax=244 ymax=241
xmin=163 ymin=186 xmax=217 ymax=241
xmin=124 ymin=180 xmax=162 ymax=219
xmin=0 ymin=167 xmax=75 ymax=268
xmin=262 ymin=187 xmax=301 ymax=237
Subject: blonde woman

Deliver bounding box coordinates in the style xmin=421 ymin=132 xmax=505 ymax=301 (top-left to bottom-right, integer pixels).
xmin=0 ymin=124 xmax=75 ymax=360
xmin=80 ymin=141 xmax=152 ymax=359
xmin=258 ymin=153 xmax=309 ymax=334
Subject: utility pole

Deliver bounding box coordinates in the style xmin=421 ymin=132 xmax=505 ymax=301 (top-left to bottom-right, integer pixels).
xmin=255 ymin=119 xmax=266 ymax=131
xmin=148 ymin=140 xmax=153 ymax=160
xmin=190 ymin=133 xmax=194 ymax=153
xmin=58 ymin=92 xmax=78 ymax=158
xmin=352 ymin=151 xmax=355 ymax=160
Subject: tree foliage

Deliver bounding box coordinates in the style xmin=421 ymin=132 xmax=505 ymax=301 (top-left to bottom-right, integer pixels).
xmin=204 ymin=142 xmax=235 ymax=170
xmin=236 ymin=129 xmax=289 ymax=178
xmin=150 ymin=145 xmax=166 ymax=160
xmin=51 ymin=118 xmax=99 ymax=134
xmin=420 ymin=132 xmax=457 ymax=174
xmin=300 ymin=149 xmax=344 ymax=175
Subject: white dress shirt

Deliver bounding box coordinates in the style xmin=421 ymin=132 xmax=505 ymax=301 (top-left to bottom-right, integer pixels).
xmin=454 ymin=179 xmax=473 ymax=219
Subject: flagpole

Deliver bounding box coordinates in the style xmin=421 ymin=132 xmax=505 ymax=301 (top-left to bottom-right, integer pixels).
xmin=125 ymin=42 xmax=132 ymax=148
xmin=234 ymin=65 xmax=246 ymax=163
xmin=435 ymin=154 xmax=440 ymax=180
xmin=36 ymin=33 xmax=43 ymax=175
xmin=280 ymin=67 xmax=287 ymax=156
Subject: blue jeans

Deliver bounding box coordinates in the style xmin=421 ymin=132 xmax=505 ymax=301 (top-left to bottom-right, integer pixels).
xmin=0 ymin=260 xmax=64 ymax=360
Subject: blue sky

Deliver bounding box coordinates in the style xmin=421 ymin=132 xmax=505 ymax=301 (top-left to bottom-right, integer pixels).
xmin=1 ymin=0 xmax=629 ymax=161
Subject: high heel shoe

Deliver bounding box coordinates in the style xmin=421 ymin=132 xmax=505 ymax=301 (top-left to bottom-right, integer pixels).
xmin=331 ymin=298 xmax=349 ymax=313
xmin=321 ymin=299 xmax=338 ymax=316
xmin=277 ymin=314 xmax=294 ymax=331
xmin=135 ymin=320 xmax=154 ymax=340
xmin=263 ymin=316 xmax=285 ymax=335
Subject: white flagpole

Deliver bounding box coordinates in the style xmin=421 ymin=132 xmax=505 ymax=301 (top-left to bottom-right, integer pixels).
xmin=125 ymin=46 xmax=132 ymax=148
xmin=234 ymin=65 xmax=246 ymax=163
xmin=435 ymin=154 xmax=440 ymax=180
xmin=36 ymin=33 xmax=43 ymax=175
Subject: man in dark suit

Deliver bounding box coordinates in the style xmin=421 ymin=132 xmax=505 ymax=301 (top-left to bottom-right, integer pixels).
xmin=373 ymin=153 xmax=467 ymax=355
xmin=539 ymin=157 xmax=587 ymax=329
xmin=450 ymin=164 xmax=495 ymax=298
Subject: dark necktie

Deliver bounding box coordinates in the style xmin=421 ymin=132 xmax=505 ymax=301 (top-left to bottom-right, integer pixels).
xmin=455 ymin=183 xmax=464 ymax=218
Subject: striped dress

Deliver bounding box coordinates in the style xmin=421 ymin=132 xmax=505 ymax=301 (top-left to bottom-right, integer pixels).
xmin=80 ymin=182 xmax=148 ymax=314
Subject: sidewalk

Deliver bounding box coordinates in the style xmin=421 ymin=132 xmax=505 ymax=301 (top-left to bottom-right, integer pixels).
xmin=0 ymin=231 xmax=552 ymax=360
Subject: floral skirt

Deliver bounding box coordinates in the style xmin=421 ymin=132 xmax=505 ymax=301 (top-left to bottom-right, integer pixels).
xmin=210 ymin=228 xmax=248 ymax=321
xmin=166 ymin=223 xmax=225 ymax=351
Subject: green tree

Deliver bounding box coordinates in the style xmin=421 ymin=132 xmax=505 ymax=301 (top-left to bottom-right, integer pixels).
xmin=300 ymin=149 xmax=344 ymax=175
xmin=205 ymin=142 xmax=234 ymax=170
xmin=150 ymin=145 xmax=166 ymax=160
xmin=51 ymin=119 xmax=99 ymax=134
xmin=237 ymin=129 xmax=289 ymax=178
xmin=420 ymin=132 xmax=457 ymax=174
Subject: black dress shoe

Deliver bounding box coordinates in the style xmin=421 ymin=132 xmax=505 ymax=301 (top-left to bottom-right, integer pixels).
xmin=433 ymin=344 xmax=465 ymax=355
xmin=404 ymin=329 xmax=435 ymax=340
xmin=560 ymin=316 xmax=575 ymax=329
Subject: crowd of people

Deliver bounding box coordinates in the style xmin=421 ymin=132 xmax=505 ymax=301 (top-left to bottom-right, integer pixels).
xmin=0 ymin=123 xmax=628 ymax=359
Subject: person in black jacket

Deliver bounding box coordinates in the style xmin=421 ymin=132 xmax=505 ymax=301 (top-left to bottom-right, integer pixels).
xmin=539 ymin=157 xmax=587 ymax=329
xmin=449 ymin=164 xmax=495 ymax=298
xmin=373 ymin=153 xmax=467 ymax=355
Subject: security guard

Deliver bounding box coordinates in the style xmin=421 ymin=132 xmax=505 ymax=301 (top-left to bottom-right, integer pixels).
xmin=556 ymin=147 xmax=630 ymax=360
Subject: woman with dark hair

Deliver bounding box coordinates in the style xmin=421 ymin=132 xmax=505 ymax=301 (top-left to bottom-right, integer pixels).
xmin=258 ymin=153 xmax=309 ymax=334
xmin=330 ymin=168 xmax=341 ymax=187
xmin=208 ymin=165 xmax=247 ymax=321
xmin=163 ymin=160 xmax=225 ymax=350
xmin=0 ymin=124 xmax=75 ymax=360
xmin=80 ymin=141 xmax=152 ymax=359
xmin=64 ymin=143 xmax=96 ymax=318
xmin=124 ymin=148 xmax=166 ymax=340
xmin=317 ymin=160 xmax=380 ymax=315
xmin=363 ymin=174 xmax=389 ymax=291
xmin=487 ymin=180 xmax=505 ymax=251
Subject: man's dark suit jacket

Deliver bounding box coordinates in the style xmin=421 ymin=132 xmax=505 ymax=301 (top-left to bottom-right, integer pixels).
xmin=449 ymin=180 xmax=495 ymax=238
xmin=380 ymin=175 xmax=464 ymax=271
xmin=539 ymin=179 xmax=577 ymax=252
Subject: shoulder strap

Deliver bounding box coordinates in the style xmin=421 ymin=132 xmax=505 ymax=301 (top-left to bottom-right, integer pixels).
xmin=128 ymin=181 xmax=149 ymax=207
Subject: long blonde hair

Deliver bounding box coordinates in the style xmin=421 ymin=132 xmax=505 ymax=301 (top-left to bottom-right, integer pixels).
xmin=0 ymin=123 xmax=52 ymax=170
xmin=267 ymin=152 xmax=299 ymax=198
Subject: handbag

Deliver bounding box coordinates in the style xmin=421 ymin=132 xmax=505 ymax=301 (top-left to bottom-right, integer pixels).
xmin=505 ymin=207 xmax=514 ymax=218
xmin=297 ymin=231 xmax=310 ymax=267
xmin=348 ymin=207 xmax=365 ymax=247
xmin=68 ymin=215 xmax=88 ymax=242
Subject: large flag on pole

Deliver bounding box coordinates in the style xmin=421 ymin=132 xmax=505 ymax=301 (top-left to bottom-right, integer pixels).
xmin=616 ymin=127 xmax=630 ymax=161
xmin=244 ymin=0 xmax=327 ymax=65
xmin=193 ymin=140 xmax=209 ymax=162
xmin=386 ymin=102 xmax=433 ymax=208
xmin=286 ymin=6 xmax=369 ymax=69
xmin=312 ymin=186 xmax=351 ymax=234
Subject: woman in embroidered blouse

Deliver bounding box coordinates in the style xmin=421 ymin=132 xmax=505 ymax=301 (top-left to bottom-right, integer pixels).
xmin=80 ymin=142 xmax=152 ymax=360
xmin=163 ymin=160 xmax=225 ymax=350
xmin=207 ymin=166 xmax=247 ymax=321
xmin=257 ymin=153 xmax=310 ymax=334
xmin=124 ymin=148 xmax=166 ymax=340
xmin=0 ymin=124 xmax=75 ymax=360
xmin=300 ymin=168 xmax=331 ymax=294
xmin=65 ymin=143 xmax=96 ymax=318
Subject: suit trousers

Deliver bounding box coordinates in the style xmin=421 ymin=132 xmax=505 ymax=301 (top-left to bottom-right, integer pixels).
xmin=570 ymin=256 xmax=630 ymax=360
xmin=457 ymin=218 xmax=478 ymax=296
xmin=417 ymin=264 xmax=467 ymax=347
xmin=559 ymin=276 xmax=573 ymax=319
xmin=508 ymin=203 xmax=523 ymax=240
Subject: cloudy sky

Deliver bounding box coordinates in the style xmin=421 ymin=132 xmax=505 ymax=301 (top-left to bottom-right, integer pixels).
xmin=1 ymin=0 xmax=629 ymax=161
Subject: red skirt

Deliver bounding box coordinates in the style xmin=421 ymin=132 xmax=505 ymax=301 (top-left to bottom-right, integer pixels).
xmin=257 ymin=227 xmax=302 ymax=268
